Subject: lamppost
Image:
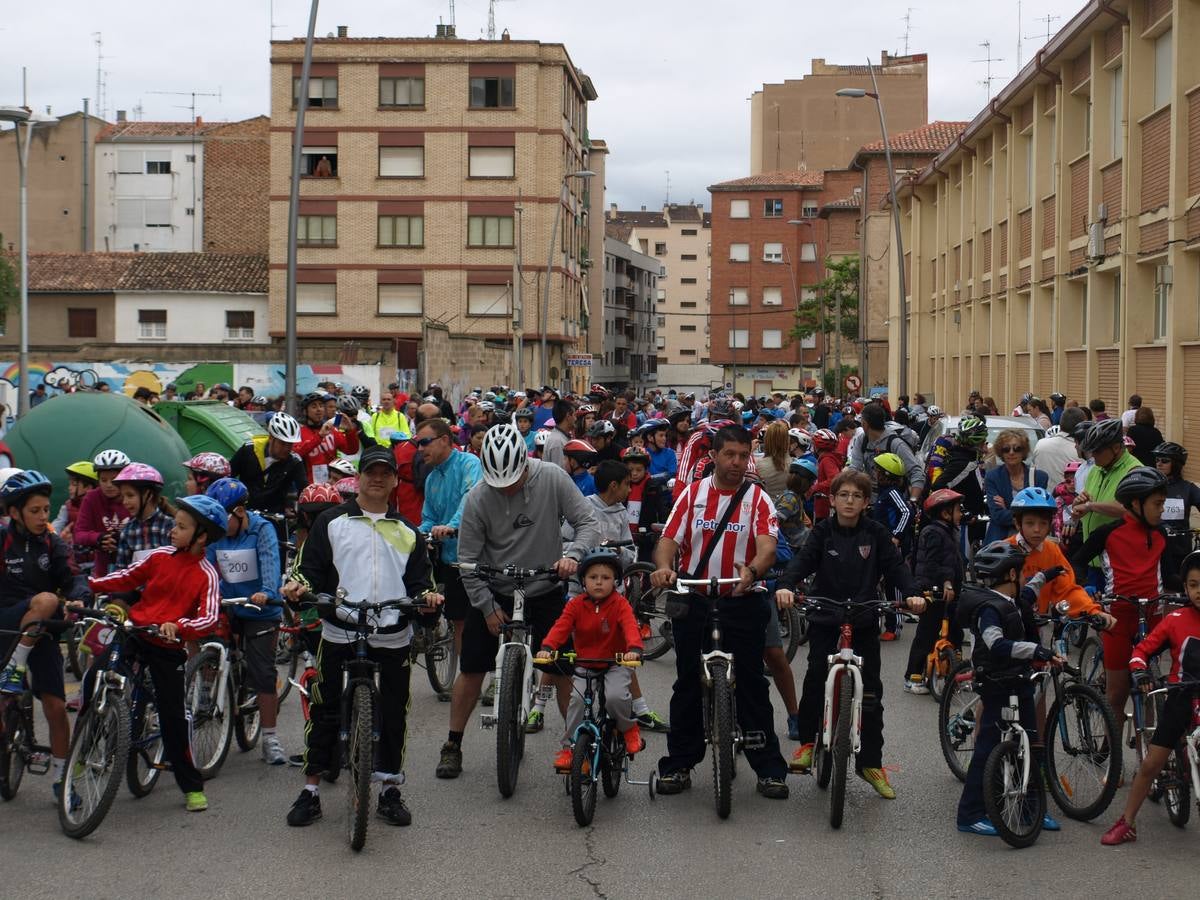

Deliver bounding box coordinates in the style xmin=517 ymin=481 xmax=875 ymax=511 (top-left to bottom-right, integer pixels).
xmin=1 ymin=105 xmax=58 ymax=417
xmin=541 ymin=169 xmax=594 ymax=388
xmin=837 ymin=62 xmax=908 ymax=397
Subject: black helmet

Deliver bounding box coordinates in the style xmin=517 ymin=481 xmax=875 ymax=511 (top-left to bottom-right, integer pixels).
xmin=1114 ymin=466 xmax=1168 ymax=507
xmin=1153 ymin=441 xmax=1188 ymax=466
xmin=301 ymin=391 xmax=325 ymax=409
xmin=668 ymin=408 xmax=691 ymax=427
xmin=578 ymin=547 xmax=623 ymax=581
xmin=1071 ymin=420 xmax=1094 ymax=445
xmin=351 ymin=385 xmax=371 ymax=402
xmin=1049 ymin=392 xmax=1066 ymax=404
xmin=1077 ymin=418 xmax=1123 ymax=456
xmin=1180 ymin=550 xmax=1200 ymax=585
xmin=972 ymin=540 xmax=1028 ymax=586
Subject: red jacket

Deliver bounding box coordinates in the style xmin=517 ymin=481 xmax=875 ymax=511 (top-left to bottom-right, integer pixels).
xmin=1131 ymin=603 xmax=1200 ymax=683
xmin=812 ymin=450 xmax=842 ymax=520
xmin=89 ymin=545 xmax=221 ymax=643
xmin=296 ymin=422 xmax=360 ymax=483
xmin=391 ymin=440 xmax=424 ymax=524
xmin=541 ymin=591 xmax=643 ymax=668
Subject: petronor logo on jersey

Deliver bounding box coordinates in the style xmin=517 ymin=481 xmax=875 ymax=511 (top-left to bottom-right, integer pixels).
xmin=513 ymin=514 xmax=535 ymax=529
xmin=693 ymin=517 xmax=746 ymax=534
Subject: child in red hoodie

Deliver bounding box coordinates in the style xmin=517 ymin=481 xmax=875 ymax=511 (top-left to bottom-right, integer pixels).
xmin=537 ymin=548 xmax=643 ymax=771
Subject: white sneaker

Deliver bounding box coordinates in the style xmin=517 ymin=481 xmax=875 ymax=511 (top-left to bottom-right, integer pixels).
xmin=904 ymin=679 xmax=929 ymax=695
xmin=261 ymin=734 xmax=287 ymax=765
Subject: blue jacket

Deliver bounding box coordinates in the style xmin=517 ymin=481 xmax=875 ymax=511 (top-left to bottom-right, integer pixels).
xmin=419 ymin=449 xmax=483 ymax=564
xmin=647 ymin=444 xmax=678 ymax=478
xmin=572 ymin=470 xmax=596 ymax=496
xmin=206 ymin=512 xmax=282 ymax=620
xmin=983 ymin=464 xmax=1049 ymax=543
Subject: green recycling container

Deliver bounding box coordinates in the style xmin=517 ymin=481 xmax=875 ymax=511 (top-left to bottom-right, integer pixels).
xmin=151 ymin=400 xmax=267 ymax=458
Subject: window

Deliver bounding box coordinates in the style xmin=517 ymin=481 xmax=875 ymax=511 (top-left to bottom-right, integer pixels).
xmin=680 ymin=348 xmax=697 ymax=356
xmin=656 ymin=316 xmax=666 ymax=327
xmin=1084 ymin=100 xmax=1092 ymax=152
xmin=763 ymin=198 xmax=783 ymax=217
xmin=138 ymin=309 xmax=166 ymax=339
xmin=763 ymin=242 xmax=783 ymax=262
xmin=145 ymin=158 xmax=171 ymax=175
xmin=763 ymin=286 xmax=782 ymax=306
xmin=468 ymin=215 xmax=514 ymax=247
xmin=729 ymin=329 xmax=749 ymax=348
xmin=144 ymin=199 xmax=170 ymax=228
xmin=378 ymin=284 xmax=423 ymax=316
xmin=681 ymin=301 xmax=697 ymax=309
xmin=378 ymin=215 xmax=423 ymax=247
xmin=729 ymin=199 xmax=749 ymax=219
xmin=1154 ymin=30 xmax=1173 ymax=109
xmin=654 ymin=242 xmax=667 ymax=256
xmin=681 ymin=253 xmax=697 ymax=261
xmin=762 ymin=329 xmax=783 ymax=349
xmin=379 ymin=147 xmax=424 ymax=177
xmin=682 ymin=228 xmax=698 ymax=236
xmin=1022 ymin=138 xmax=1033 ymax=205
xmin=301 ymin=147 xmax=337 ymax=176
xmin=297 ymin=215 xmax=336 ymax=246
xmin=981 ymin=162 xmax=993 ymax=221
xmin=117 ymin=150 xmax=141 ymax=174
xmin=468 ymin=146 xmax=515 ymax=178
xmin=729 ymin=243 xmax=750 ymax=262
xmin=800 ymin=243 xmax=817 ymax=262
xmin=1154 ymin=282 xmax=1169 ymax=340
xmin=297 ymin=283 xmax=336 ymax=315
xmin=802 ymin=202 xmax=819 ymax=218
xmin=1110 ymin=66 xmax=1123 ymax=158
xmin=801 ymin=287 xmax=817 ymax=302
xmin=379 ymin=77 xmax=424 ymax=107
xmin=680 ymin=277 xmax=697 ymax=284
xmin=656 ymin=288 xmax=666 ymax=300
xmin=225 ymin=310 xmax=255 ymax=340
xmin=470 ymin=76 xmax=515 ymax=108
xmin=468 ymin=283 xmax=509 ymax=316
xmin=293 ymin=77 xmax=338 ymax=108
xmin=729 ymin=287 xmax=749 ymax=305
xmin=67 ymin=307 xmax=97 ymax=339
xmin=656 ymin=336 xmax=667 ymax=350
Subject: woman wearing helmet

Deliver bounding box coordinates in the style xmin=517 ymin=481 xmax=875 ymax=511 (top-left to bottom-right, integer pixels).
xmin=183 ymin=451 xmax=231 ymax=496
xmin=905 ymin=488 xmax=967 ymax=694
xmin=230 ymin=411 xmax=308 ymax=517
xmin=112 ymin=463 xmax=175 ymax=570
xmin=1153 ymin=442 xmax=1200 ymax=576
xmin=982 ymin=428 xmax=1049 ymax=544
xmin=75 ymin=449 xmax=133 ymax=576
xmin=296 ymin=390 xmax=360 ymax=484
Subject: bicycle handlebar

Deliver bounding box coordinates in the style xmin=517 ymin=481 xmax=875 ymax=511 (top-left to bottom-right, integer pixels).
xmin=534 ymin=651 xmax=641 ymax=668
xmin=0 ymin=619 xmax=73 ymax=638
xmin=799 ymin=594 xmax=908 ymax=612
xmin=455 ymin=562 xmax=561 ymax=580
xmin=71 ymin=608 xmax=179 ymax=642
xmin=295 ymin=590 xmax=428 ymax=614
xmin=674 ymin=577 xmax=743 ymax=590
xmin=600 ymin=539 xmax=635 ymax=549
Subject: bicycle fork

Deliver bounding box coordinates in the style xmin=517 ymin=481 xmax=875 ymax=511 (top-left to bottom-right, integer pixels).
xmin=821 ymin=651 xmax=865 ymax=755
xmin=1002 ymin=695 xmax=1034 ymax=791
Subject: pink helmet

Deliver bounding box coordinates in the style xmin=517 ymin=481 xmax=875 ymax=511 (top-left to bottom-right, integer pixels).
xmin=183 ymin=452 xmax=231 ymax=477
xmin=333 ymin=476 xmax=358 ymax=497
xmin=114 ymin=462 xmax=164 ymax=486
xmin=1063 ymin=460 xmax=1083 ymax=478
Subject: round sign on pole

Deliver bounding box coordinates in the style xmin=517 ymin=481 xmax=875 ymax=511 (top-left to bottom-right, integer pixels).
xmin=844 ymin=374 xmax=862 ymax=393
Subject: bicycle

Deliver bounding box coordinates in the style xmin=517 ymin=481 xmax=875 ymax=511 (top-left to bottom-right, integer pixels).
xmin=1144 ymin=679 xmax=1200 ymax=827
xmin=412 ymin=533 xmax=458 ymax=700
xmin=0 ymin=619 xmax=71 ymax=800
xmin=1112 ymin=595 xmax=1182 ymax=772
xmin=938 ymin=659 xmax=978 ymax=782
xmin=534 ymin=652 xmax=654 ymax=826
xmin=914 ymin=588 xmax=954 ymax=701
xmin=623 ymin=527 xmax=674 ymax=661
xmin=982 ymin=668 xmax=1051 ymax=848
xmin=456 ymin=561 xmax=561 ymax=799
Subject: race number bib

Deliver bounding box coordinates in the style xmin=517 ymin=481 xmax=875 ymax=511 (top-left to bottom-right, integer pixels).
xmin=311 ymin=463 xmax=329 ymax=484
xmin=627 ymin=499 xmax=643 ymax=526
xmin=216 ymin=549 xmax=259 ymax=584
xmin=377 ymin=426 xmax=396 ymax=443
xmin=1162 ymin=497 xmax=1186 ymax=522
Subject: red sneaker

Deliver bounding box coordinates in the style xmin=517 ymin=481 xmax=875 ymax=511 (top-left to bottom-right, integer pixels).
xmin=623 ymin=724 xmax=644 ymax=755
xmin=1101 ymin=816 xmax=1137 ymax=846
xmin=880 ymin=632 xmax=898 ymax=642
xmin=553 ymin=748 xmax=573 ymax=772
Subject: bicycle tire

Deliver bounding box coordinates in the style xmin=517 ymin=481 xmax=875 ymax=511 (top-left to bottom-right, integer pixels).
xmin=780 ymin=606 xmax=804 ymax=663
xmin=66 ymin=621 xmax=85 ymax=681
xmin=299 ymin=667 xmax=317 ymax=723
xmin=275 ymin=614 xmax=299 ymax=704
xmin=928 ymin=646 xmax=955 ymax=703
xmin=1044 ymin=681 xmax=1120 ymax=821
xmin=570 ymin=730 xmax=598 ymax=826
xmin=710 ymin=661 xmax=734 ymax=819
xmin=59 ymin=695 xmax=129 ymax=840
xmin=184 ymin=648 xmax=233 ymax=779
xmin=496 ymin=645 xmax=526 ymax=799
xmin=1163 ymin=746 xmax=1191 ymax=827
xmin=624 ymin=562 xmax=673 ymax=661
xmin=829 ymin=670 xmax=852 ymax=829
xmin=347 ymin=683 xmax=373 ymax=852
xmin=125 ymin=696 xmax=163 ymax=798
xmin=424 ymin=618 xmax=458 ymax=699
xmin=0 ymin=700 xmax=26 ymax=800
xmin=983 ymin=739 xmax=1045 ymax=849
xmin=938 ymin=660 xmax=978 ymax=783
xmin=234 ymin=678 xmax=262 ymax=752
xmin=601 ymin=725 xmax=623 ymax=799
xmin=1077 ymin=637 xmax=1105 ymax=691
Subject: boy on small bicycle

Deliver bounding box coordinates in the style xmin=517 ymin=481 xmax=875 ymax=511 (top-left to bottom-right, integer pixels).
xmin=1102 ymin=550 xmax=1200 ymax=844
xmin=537 ymin=548 xmax=644 ymax=771
xmin=955 ymin=540 xmax=1065 ymax=836
xmin=905 ymin=488 xmax=966 ymax=693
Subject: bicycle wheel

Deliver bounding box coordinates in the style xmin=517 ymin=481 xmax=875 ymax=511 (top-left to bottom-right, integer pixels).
xmin=234 ymin=677 xmax=262 ymax=752
xmin=1162 ymin=746 xmax=1191 ymax=827
xmin=347 ymin=683 xmax=373 ymax=852
xmin=299 ymin=667 xmax=317 ymax=723
xmin=780 ymin=606 xmax=804 ymax=663
xmin=275 ymin=618 xmax=298 ymax=705
xmin=928 ymin=646 xmax=956 ymax=703
xmin=624 ymin=563 xmax=673 ymax=661
xmin=1044 ymin=681 xmax=1120 ymax=821
xmin=125 ymin=697 xmax=163 ymax=798
xmin=66 ymin=621 xmax=86 ymax=680
xmin=496 ymin=645 xmax=526 ymax=799
xmin=938 ymin=661 xmax=978 ymax=782
xmin=1077 ymin=637 xmax=1105 ymax=690
xmin=709 ymin=660 xmax=734 ymax=819
xmin=829 ymin=670 xmax=853 ymax=830
xmin=983 ymin=739 xmax=1046 ymax=849
xmin=601 ymin=724 xmax=623 ymax=799
xmin=570 ymin=730 xmax=598 ymax=826
xmin=59 ymin=695 xmax=129 ymax=839
xmin=184 ymin=648 xmax=233 ymax=779
xmin=0 ymin=699 xmax=27 ymax=800
xmin=424 ymin=618 xmax=458 ymax=699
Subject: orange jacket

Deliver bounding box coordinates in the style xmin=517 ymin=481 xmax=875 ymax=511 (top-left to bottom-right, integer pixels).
xmin=1005 ymin=534 xmax=1101 ymax=616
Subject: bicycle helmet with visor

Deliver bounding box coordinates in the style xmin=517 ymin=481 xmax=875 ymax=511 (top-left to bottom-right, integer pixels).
xmin=1114 ymin=466 xmax=1168 ymax=507
xmin=578 ymin=547 xmax=623 ymax=581
xmin=621 ymin=445 xmax=650 ymax=464
xmin=0 ymin=470 xmax=52 ymax=509
xmin=175 ymin=494 xmax=228 ymax=544
xmin=923 ymin=488 xmax=963 ymax=514
xmin=1010 ymin=486 xmax=1057 ymax=513
xmin=811 ymin=428 xmax=838 ymax=451
xmin=1077 ymin=418 xmax=1124 ymax=456
xmin=872 ymin=452 xmax=906 ymax=478
xmin=205 ymin=477 xmax=249 ymax=512
xmin=972 ymin=540 xmax=1028 ymax=586
xmin=65 ymin=461 xmax=98 ymax=484
xmin=1153 ymin=441 xmax=1188 ymax=467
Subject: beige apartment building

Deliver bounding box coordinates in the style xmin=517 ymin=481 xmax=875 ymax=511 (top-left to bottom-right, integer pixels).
xmin=893 ymin=0 xmax=1200 ymax=448
xmin=750 ymin=53 xmax=928 ymax=175
xmin=267 ymin=30 xmax=597 ymax=396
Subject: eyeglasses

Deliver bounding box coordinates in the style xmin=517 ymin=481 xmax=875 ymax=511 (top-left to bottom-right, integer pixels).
xmin=999 ymin=445 xmax=1024 ymax=454
xmin=834 ymin=491 xmax=866 ymax=501
xmin=414 ymin=436 xmax=439 ymax=448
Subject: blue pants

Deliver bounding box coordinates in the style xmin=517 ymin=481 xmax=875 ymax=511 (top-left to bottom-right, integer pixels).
xmin=957 ymin=686 xmax=1038 ymax=825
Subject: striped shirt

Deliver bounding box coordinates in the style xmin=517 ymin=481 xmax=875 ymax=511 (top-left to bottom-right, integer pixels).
xmin=662 ymin=476 xmax=777 ymax=588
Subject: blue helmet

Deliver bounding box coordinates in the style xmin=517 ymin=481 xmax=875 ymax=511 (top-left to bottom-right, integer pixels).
xmin=175 ymin=494 xmax=229 ymax=540
xmin=0 ymin=470 xmax=52 ymax=508
xmin=788 ymin=457 xmax=818 ymax=479
xmin=1010 ymin=486 xmax=1057 ymax=512
xmin=205 ymin=477 xmax=249 ymax=511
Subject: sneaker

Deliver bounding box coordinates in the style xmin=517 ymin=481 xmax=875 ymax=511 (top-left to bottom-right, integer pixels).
xmin=261 ymin=734 xmax=287 ymax=766
xmin=623 ymin=724 xmax=644 ymax=755
xmin=880 ymin=631 xmax=898 ymax=642
xmin=0 ymin=663 xmax=27 ymax=695
xmin=525 ymin=709 xmax=544 ymax=733
xmin=53 ymin=779 xmax=81 ymax=812
xmin=786 ymin=713 xmax=801 ymax=741
xmin=788 ymin=743 xmax=814 ymax=772
xmin=904 ymin=677 xmax=930 ymax=695
xmin=185 ymin=791 xmax=208 ymax=812
xmin=376 ymin=786 xmax=412 ymax=826
xmin=1043 ymin=813 xmax=1062 ymax=831
xmin=1101 ymin=816 xmax=1137 ymax=845
xmin=286 ymin=789 xmax=322 ymax=826
xmin=957 ymin=818 xmax=999 ymax=836
xmin=553 ymin=748 xmax=573 ymax=772
xmin=288 ymin=753 xmax=305 ymax=767
xmin=756 ymin=776 xmax=789 ymax=799
xmin=655 ymin=770 xmax=691 ymax=794
xmin=859 ymin=767 xmax=896 ymax=799
xmin=636 ymin=709 xmax=670 ymax=733
xmin=435 ymin=741 xmax=463 ymax=779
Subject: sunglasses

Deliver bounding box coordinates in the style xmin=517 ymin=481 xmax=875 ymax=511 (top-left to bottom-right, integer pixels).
xmin=998 ymin=445 xmax=1024 ymax=454
xmin=414 ymin=436 xmax=439 ymax=448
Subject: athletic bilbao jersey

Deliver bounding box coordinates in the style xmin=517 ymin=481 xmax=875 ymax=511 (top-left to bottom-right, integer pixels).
xmin=662 ymin=476 xmax=777 ymax=589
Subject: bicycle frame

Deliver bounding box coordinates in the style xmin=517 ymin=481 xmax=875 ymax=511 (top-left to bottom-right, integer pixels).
xmin=484 ymin=580 xmax=534 ymax=730
xmin=822 ymin=624 xmax=866 ymax=756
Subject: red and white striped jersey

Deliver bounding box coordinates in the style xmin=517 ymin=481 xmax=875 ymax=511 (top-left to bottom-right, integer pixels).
xmin=662 ymin=476 xmax=778 ymax=586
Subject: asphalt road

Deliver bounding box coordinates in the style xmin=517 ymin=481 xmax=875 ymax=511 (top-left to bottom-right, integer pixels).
xmin=6 ymin=629 xmax=1196 ymax=900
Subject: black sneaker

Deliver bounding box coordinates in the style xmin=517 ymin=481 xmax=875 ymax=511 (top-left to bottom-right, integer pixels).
xmin=655 ymin=770 xmax=691 ymax=794
xmin=436 ymin=741 xmax=463 ymax=779
xmin=286 ymin=789 xmax=322 ymax=826
xmin=377 ymin=787 xmax=412 ymax=826
xmin=756 ymin=776 xmax=789 ymax=799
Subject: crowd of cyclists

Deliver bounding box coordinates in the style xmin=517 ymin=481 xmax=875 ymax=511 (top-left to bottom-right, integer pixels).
xmin=2 ymin=378 xmax=1199 ymax=847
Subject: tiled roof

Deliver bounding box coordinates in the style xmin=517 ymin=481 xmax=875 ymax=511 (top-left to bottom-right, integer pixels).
xmin=19 ymin=252 xmax=268 ymax=294
xmin=609 ymin=210 xmax=667 ymax=229
xmin=858 ymin=121 xmax=968 ymax=155
xmin=605 ymin=221 xmax=634 ymax=243
xmin=665 ymin=203 xmax=703 ymax=223
xmin=819 ymin=196 xmax=861 ymax=216
xmin=97 ymin=120 xmax=228 ymax=141
xmin=709 ymin=170 xmax=825 ymax=191
xmin=23 ymin=254 xmax=139 ymax=292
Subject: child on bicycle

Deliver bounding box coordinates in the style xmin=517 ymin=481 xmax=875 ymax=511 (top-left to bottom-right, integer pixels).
xmin=905 ymin=488 xmax=965 ymax=693
xmin=1101 ymin=550 xmax=1200 ymax=845
xmin=85 ymin=493 xmax=226 ymax=813
xmin=536 ymin=548 xmax=644 ymax=772
xmin=872 ymin=453 xmax=916 ymax=641
xmin=51 ymin=461 xmax=98 ymax=571
xmin=112 ymin=463 xmax=175 ymax=569
xmin=955 ymin=540 xmax=1065 ymax=836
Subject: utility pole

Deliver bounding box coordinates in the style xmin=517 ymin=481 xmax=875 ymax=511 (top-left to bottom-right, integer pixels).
xmin=513 ymin=198 xmax=524 ymax=388
xmin=81 ymin=98 xmax=90 ymax=251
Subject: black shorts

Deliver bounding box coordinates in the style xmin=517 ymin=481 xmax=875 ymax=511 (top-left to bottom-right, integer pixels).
xmin=232 ymin=618 xmax=280 ymax=694
xmin=0 ymin=599 xmax=65 ymax=700
xmin=1152 ymin=687 xmax=1200 ymax=749
xmin=440 ymin=565 xmax=471 ymax=622
xmin=459 ymin=589 xmax=568 ymax=675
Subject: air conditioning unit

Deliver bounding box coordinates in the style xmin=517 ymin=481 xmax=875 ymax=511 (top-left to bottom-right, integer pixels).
xmin=1086 ymin=221 xmax=1105 ymax=262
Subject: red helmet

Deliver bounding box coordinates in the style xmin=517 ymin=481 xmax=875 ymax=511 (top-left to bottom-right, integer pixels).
xmin=621 ymin=445 xmax=650 ymax=463
xmin=812 ymin=428 xmax=838 ymax=451
xmin=563 ymin=439 xmax=597 ymax=459
xmin=298 ymin=482 xmax=341 ymax=508
xmin=923 ymin=488 xmax=964 ymax=514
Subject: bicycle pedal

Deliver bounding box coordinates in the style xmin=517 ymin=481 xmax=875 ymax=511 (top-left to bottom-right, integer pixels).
xmin=27 ymin=757 xmax=51 ymax=776
xmin=480 ymin=714 xmax=496 ymax=728
xmin=742 ymin=730 xmax=767 ymax=751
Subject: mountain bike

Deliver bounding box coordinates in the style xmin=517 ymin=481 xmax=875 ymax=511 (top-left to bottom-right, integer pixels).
xmin=982 ymin=669 xmax=1051 ymax=848
xmin=1145 ymin=679 xmax=1200 ymax=827
xmin=413 ymin=533 xmax=458 ymax=699
xmin=0 ymin=619 xmax=72 ymax=800
xmin=457 ymin=561 xmax=561 ymax=799
xmin=1115 ymin=595 xmax=1182 ymax=771
xmin=939 ymin=659 xmax=978 ymax=782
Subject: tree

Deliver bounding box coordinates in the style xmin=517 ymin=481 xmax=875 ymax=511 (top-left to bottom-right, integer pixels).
xmin=789 ymin=254 xmax=859 ymax=345
xmin=0 ymin=236 xmax=15 ymax=317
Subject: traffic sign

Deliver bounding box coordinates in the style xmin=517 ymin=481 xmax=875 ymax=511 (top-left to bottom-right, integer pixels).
xmin=843 ymin=374 xmax=862 ymax=393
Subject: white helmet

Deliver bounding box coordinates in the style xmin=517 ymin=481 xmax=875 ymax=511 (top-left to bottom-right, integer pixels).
xmin=267 ymin=411 xmax=302 ymax=443
xmin=93 ymin=449 xmax=131 ymax=471
xmin=534 ymin=430 xmax=549 ymax=448
xmin=788 ymin=428 xmax=813 ymax=453
xmin=480 ymin=423 xmax=529 ymax=488
xmin=329 ymin=457 xmax=358 ymax=478
xmin=1044 ymin=425 xmax=1061 ymax=438
xmin=0 ymin=467 xmax=24 ymax=491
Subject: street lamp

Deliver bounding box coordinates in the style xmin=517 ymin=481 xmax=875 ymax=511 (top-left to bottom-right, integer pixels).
xmin=1 ymin=105 xmax=58 ymax=417
xmin=541 ymin=169 xmax=594 ymax=389
xmin=837 ymin=67 xmax=908 ymax=397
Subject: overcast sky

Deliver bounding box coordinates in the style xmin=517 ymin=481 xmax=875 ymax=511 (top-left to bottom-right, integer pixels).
xmin=4 ymin=0 xmax=1090 ymax=208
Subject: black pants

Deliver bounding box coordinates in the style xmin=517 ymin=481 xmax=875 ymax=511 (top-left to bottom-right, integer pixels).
xmin=797 ymin=624 xmax=886 ymax=769
xmin=303 ymin=639 xmax=412 ymax=779
xmin=658 ymin=592 xmax=787 ymax=779
xmin=904 ymin=600 xmax=963 ymax=679
xmin=957 ymin=687 xmax=1038 ymax=825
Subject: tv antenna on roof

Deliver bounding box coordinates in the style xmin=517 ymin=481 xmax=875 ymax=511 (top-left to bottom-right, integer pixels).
xmin=488 ymin=0 xmax=515 ymax=40
xmin=899 ymin=8 xmax=917 ymax=56
xmin=972 ymin=41 xmax=1006 ymax=101
xmin=1026 ymin=12 xmax=1061 ymax=47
